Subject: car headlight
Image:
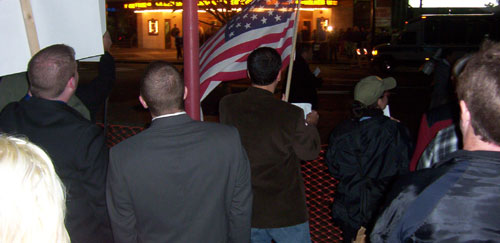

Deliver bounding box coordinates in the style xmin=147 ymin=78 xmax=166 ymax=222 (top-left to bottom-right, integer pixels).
xmin=372 ymin=49 xmax=378 ymax=56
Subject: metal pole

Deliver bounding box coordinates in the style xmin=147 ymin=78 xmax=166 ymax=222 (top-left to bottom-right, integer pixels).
xmin=371 ymin=0 xmax=376 ymax=47
xmin=183 ymin=0 xmax=200 ymax=120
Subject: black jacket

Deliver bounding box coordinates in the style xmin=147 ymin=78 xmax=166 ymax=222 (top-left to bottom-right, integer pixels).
xmin=371 ymin=150 xmax=500 ymax=242
xmin=325 ymin=113 xmax=412 ymax=234
xmin=0 ymin=97 xmax=112 ymax=243
xmin=284 ymin=54 xmax=322 ymax=109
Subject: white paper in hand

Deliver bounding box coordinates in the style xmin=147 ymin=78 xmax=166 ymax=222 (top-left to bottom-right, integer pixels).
xmin=383 ymin=105 xmax=391 ymax=117
xmin=313 ymin=67 xmax=321 ymax=77
xmin=292 ymin=103 xmax=312 ymax=119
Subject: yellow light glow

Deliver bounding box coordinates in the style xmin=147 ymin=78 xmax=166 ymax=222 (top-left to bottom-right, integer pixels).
xmin=421 ymin=16 xmax=427 ymax=19
xmin=125 ymin=0 xmax=337 ymax=10
xmin=148 ymin=19 xmax=158 ymax=35
xmin=135 ymin=7 xmax=329 ymax=14
xmin=372 ymin=50 xmax=378 ymax=56
xmin=425 ymin=57 xmax=430 ymax=61
xmin=327 ymin=26 xmax=333 ymax=32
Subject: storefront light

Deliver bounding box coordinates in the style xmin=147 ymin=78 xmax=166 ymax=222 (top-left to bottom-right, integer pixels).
xmin=125 ymin=0 xmax=337 ymax=10
xmin=148 ymin=19 xmax=159 ymax=35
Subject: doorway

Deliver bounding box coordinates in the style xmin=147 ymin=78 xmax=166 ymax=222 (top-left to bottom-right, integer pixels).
xmin=164 ymin=19 xmax=172 ymax=49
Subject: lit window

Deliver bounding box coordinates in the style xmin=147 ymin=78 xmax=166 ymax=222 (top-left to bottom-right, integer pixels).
xmin=148 ymin=19 xmax=159 ymax=35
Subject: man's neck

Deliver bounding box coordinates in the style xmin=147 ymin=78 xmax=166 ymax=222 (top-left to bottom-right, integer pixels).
xmin=251 ymin=83 xmax=276 ymax=94
xmin=463 ymin=130 xmax=500 ymax=152
xmin=463 ymin=138 xmax=500 ymax=152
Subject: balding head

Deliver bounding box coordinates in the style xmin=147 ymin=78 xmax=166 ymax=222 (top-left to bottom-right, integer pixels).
xmin=27 ymin=44 xmax=77 ymax=99
xmin=140 ymin=61 xmax=185 ymax=116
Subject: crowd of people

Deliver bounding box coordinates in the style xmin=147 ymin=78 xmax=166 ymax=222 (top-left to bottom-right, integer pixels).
xmin=1 ymin=33 xmax=500 ymax=243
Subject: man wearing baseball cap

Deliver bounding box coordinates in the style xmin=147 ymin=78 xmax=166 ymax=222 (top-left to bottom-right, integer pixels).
xmin=325 ymin=75 xmax=412 ymax=242
xmin=354 ymin=76 xmax=396 ymax=109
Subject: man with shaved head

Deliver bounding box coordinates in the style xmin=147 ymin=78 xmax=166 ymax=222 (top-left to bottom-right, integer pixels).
xmin=106 ymin=61 xmax=252 ymax=242
xmin=0 ymin=44 xmax=113 ymax=243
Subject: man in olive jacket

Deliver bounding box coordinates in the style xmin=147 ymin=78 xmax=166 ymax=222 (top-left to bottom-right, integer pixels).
xmin=219 ymin=47 xmax=321 ymax=243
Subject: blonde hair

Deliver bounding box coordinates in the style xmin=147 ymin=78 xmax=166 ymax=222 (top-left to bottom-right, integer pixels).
xmin=0 ymin=135 xmax=69 ymax=243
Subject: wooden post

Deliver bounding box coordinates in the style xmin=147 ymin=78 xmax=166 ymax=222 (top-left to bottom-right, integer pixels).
xmin=284 ymin=1 xmax=302 ymax=102
xmin=19 ymin=0 xmax=40 ymax=56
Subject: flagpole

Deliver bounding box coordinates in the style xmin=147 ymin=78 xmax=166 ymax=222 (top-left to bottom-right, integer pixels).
xmin=184 ymin=0 xmax=200 ymax=120
xmin=284 ymin=0 xmax=301 ymax=102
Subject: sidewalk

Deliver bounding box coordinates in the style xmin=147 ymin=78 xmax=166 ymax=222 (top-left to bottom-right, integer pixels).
xmin=111 ymin=47 xmax=183 ymax=64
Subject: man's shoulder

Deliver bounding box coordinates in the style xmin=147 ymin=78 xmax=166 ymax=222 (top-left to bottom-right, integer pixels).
xmin=220 ymin=91 xmax=245 ymax=104
xmin=191 ymin=119 xmax=240 ymax=135
xmin=113 ymin=120 xmax=239 ymax=150
xmin=1 ymin=99 xmax=92 ymax=128
xmin=221 ymin=88 xmax=302 ymax=114
xmin=371 ymin=165 xmax=453 ymax=241
xmin=371 ymin=115 xmax=410 ymax=136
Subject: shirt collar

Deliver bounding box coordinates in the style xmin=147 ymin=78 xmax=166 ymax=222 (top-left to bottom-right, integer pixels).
xmin=152 ymin=111 xmax=186 ymax=121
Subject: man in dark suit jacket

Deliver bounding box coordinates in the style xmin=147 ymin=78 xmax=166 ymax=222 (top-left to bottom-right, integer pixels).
xmin=219 ymin=47 xmax=321 ymax=242
xmin=106 ymin=61 xmax=252 ymax=242
xmin=0 ymin=44 xmax=113 ymax=243
xmin=284 ymin=44 xmax=323 ymax=109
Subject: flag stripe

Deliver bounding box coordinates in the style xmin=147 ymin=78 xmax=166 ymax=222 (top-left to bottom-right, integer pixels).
xmin=199 ymin=29 xmax=293 ymax=88
xmin=200 ymin=19 xmax=294 ymax=75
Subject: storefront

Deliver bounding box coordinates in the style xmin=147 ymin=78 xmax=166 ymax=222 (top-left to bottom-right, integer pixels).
xmin=118 ymin=0 xmax=353 ymax=49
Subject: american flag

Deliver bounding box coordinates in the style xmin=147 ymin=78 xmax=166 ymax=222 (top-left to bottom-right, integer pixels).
xmin=199 ymin=0 xmax=299 ymax=100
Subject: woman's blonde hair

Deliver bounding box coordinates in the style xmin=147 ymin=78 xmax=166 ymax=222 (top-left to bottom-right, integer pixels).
xmin=0 ymin=135 xmax=69 ymax=243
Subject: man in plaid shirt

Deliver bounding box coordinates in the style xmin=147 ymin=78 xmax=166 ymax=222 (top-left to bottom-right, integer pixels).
xmin=417 ymin=124 xmax=461 ymax=170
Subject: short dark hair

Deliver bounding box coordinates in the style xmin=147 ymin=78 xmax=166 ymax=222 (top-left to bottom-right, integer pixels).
xmin=140 ymin=61 xmax=184 ymax=116
xmin=457 ymin=40 xmax=500 ymax=145
xmin=27 ymin=44 xmax=76 ymax=99
xmin=247 ymin=47 xmax=282 ymax=86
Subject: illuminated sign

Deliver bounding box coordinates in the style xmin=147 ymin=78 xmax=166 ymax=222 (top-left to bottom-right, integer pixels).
xmin=148 ymin=19 xmax=158 ymax=35
xmin=124 ymin=0 xmax=338 ymax=9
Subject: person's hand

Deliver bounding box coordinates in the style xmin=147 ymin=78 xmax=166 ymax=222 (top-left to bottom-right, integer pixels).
xmin=390 ymin=116 xmax=400 ymax=122
xmin=306 ymin=110 xmax=319 ymax=126
xmin=103 ymin=31 xmax=112 ymax=53
xmin=353 ymin=226 xmax=366 ymax=243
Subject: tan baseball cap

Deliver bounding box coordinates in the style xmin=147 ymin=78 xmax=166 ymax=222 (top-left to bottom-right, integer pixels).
xmin=354 ymin=76 xmax=397 ymax=106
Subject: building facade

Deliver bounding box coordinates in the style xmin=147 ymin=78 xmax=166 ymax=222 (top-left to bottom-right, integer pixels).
xmin=110 ymin=0 xmax=398 ymax=49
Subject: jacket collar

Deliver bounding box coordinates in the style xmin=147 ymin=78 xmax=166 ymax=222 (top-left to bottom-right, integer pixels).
xmin=246 ymin=86 xmax=274 ymax=96
xmin=149 ymin=113 xmax=193 ymax=128
xmin=439 ymin=150 xmax=500 ymax=166
xmin=23 ymin=96 xmax=83 ymax=117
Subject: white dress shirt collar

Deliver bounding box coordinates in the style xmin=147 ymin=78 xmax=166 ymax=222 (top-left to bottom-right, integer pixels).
xmin=152 ymin=111 xmax=186 ymax=121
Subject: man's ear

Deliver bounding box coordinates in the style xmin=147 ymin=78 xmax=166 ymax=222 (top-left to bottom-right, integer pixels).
xmin=276 ymin=70 xmax=282 ymax=82
xmin=183 ymin=86 xmax=188 ymax=100
xmin=67 ymin=77 xmax=77 ymax=91
xmin=247 ymin=70 xmax=251 ymax=80
xmin=460 ymin=100 xmax=471 ymax=134
xmin=139 ymin=95 xmax=148 ymax=109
